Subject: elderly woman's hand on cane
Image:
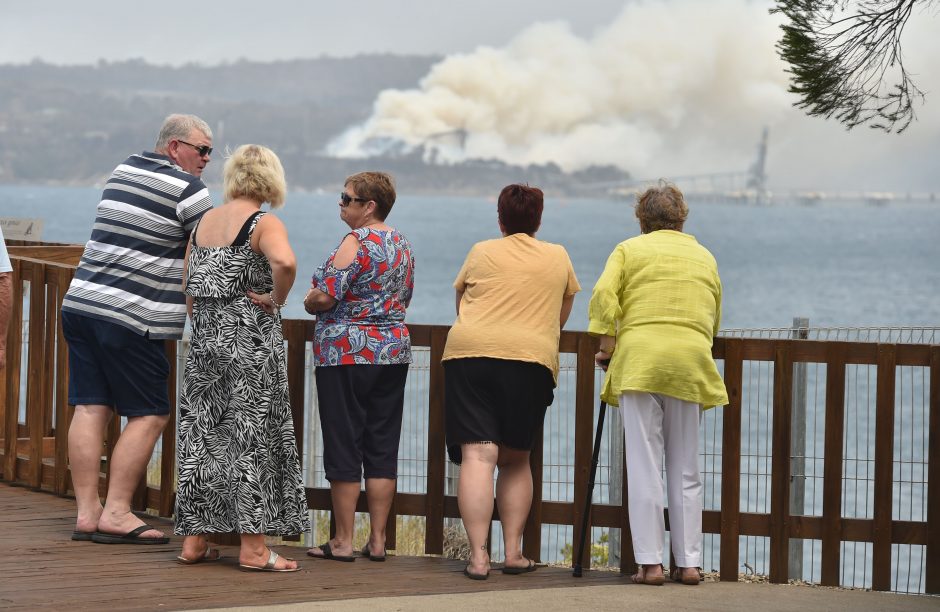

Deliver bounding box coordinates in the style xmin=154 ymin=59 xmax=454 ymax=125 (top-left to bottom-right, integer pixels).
xmin=595 ymin=336 xmax=615 ymax=371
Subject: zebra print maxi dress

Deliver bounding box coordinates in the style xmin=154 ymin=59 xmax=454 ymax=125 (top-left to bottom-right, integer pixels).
xmin=174 ymin=212 xmax=309 ymax=536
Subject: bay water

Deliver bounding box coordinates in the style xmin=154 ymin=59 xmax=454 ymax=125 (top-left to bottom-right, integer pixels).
xmin=4 ymin=184 xmax=939 ymax=329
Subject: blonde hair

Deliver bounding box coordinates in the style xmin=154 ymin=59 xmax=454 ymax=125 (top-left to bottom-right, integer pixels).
xmin=223 ymin=145 xmax=287 ymax=208
xmin=635 ymin=180 xmax=688 ymax=233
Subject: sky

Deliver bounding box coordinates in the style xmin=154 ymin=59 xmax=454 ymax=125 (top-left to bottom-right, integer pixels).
xmin=2 ymin=0 xmax=938 ymax=194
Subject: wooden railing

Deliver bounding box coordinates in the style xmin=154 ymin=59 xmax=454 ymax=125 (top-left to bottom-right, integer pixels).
xmin=1 ymin=245 xmax=937 ymax=593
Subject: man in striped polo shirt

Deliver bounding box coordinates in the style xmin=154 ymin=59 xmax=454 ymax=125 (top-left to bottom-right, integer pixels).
xmin=62 ymin=114 xmax=213 ymax=544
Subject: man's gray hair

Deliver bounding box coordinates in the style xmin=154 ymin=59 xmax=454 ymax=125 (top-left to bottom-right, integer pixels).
xmin=154 ymin=114 xmax=212 ymax=152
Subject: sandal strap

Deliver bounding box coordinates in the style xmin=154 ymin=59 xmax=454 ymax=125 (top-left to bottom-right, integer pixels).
xmin=264 ymin=549 xmax=279 ymax=569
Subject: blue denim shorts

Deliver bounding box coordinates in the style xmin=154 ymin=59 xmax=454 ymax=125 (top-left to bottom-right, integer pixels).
xmin=61 ymin=311 xmax=170 ymax=417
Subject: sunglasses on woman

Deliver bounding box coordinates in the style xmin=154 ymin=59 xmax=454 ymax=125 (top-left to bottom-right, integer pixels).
xmin=340 ymin=192 xmax=370 ymax=207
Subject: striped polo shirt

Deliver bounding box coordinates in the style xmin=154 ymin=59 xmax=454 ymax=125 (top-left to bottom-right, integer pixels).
xmin=61 ymin=152 xmax=212 ymax=339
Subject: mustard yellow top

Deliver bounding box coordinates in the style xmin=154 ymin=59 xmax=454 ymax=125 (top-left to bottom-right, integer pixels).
xmin=442 ymin=233 xmax=581 ymax=383
xmin=587 ymin=230 xmax=728 ymax=409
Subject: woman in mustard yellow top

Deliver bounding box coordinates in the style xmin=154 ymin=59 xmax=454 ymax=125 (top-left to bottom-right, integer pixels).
xmin=588 ymin=181 xmax=727 ymax=587
xmin=443 ymin=184 xmax=580 ymax=580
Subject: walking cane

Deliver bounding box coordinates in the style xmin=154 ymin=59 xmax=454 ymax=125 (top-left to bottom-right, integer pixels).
xmin=572 ymin=398 xmax=607 ymax=577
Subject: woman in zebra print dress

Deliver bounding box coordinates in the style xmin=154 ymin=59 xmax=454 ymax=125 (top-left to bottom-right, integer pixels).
xmin=175 ymin=145 xmax=308 ymax=572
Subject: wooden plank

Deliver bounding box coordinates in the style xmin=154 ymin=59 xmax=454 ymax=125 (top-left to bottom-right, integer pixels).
xmin=158 ymin=340 xmax=178 ymax=517
xmin=523 ymin=426 xmax=544 ymax=562
xmin=739 ymin=512 xmax=772 ymax=536
xmin=41 ymin=274 xmax=57 ymax=437
xmin=926 ymin=346 xmax=940 ymax=594
xmin=769 ymin=343 xmax=793 ymax=583
xmin=894 ymin=343 xmax=932 ymax=367
xmin=53 ymin=268 xmax=71 ymax=495
xmin=820 ymin=342 xmax=846 ymax=586
xmin=788 ymin=515 xmax=823 ymax=540
xmin=424 ymin=325 xmax=447 ymax=554
xmin=571 ymin=333 xmax=596 ymax=570
xmin=284 ymin=320 xmax=307 ymax=467
xmin=27 ymin=261 xmax=47 ymax=488
xmin=0 ymin=483 xmax=633 ymax=612
xmin=283 ymin=320 xmax=306 ymax=542
xmin=4 ymin=259 xmax=24 ymax=482
xmin=720 ymin=338 xmax=743 ymax=581
xmin=871 ymin=344 xmax=896 ymax=591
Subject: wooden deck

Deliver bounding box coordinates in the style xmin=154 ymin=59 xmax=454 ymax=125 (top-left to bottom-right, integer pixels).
xmin=3 ymin=244 xmax=938 ymax=598
xmin=0 ymin=483 xmax=624 ymax=610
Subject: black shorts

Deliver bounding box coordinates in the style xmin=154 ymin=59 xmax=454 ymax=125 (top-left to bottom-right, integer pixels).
xmin=315 ymin=363 xmax=409 ymax=482
xmin=443 ymin=357 xmax=554 ymax=464
xmin=61 ymin=311 xmax=170 ymax=417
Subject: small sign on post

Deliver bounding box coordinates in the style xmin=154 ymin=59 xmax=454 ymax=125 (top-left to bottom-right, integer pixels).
xmin=0 ymin=218 xmax=44 ymax=241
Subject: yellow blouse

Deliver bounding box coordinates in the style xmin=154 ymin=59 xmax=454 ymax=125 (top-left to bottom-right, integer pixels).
xmin=442 ymin=233 xmax=581 ymax=383
xmin=587 ymin=230 xmax=728 ymax=409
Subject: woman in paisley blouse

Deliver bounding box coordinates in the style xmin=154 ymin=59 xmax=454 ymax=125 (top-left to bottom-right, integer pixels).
xmin=304 ymin=171 xmax=415 ymax=563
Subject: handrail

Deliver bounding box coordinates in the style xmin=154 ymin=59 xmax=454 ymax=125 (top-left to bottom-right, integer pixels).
xmin=1 ymin=247 xmax=937 ymax=594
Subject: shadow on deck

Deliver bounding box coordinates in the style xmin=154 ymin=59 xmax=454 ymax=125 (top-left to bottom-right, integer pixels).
xmin=3 ymin=484 xmax=938 ymax=612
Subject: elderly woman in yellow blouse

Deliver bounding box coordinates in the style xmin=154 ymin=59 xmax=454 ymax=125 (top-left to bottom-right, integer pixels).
xmin=443 ymin=184 xmax=580 ymax=580
xmin=588 ymin=181 xmax=727 ymax=587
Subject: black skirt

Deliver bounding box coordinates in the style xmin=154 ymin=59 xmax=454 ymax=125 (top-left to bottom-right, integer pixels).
xmin=443 ymin=357 xmax=555 ymax=464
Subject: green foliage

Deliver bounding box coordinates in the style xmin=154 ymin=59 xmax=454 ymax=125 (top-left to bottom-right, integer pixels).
xmin=771 ymin=0 xmax=930 ymax=133
xmin=561 ymin=531 xmax=609 ymax=567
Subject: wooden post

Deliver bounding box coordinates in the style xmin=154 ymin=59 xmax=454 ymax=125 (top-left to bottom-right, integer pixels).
xmin=820 ymin=342 xmax=846 ymax=586
xmin=871 ymin=344 xmax=896 ymax=591
xmin=719 ymin=337 xmax=743 ymax=582
xmin=572 ymin=332 xmax=597 ymax=570
xmin=27 ymin=261 xmax=46 ymax=488
xmin=424 ymin=325 xmax=447 ymax=555
xmin=523 ymin=426 xmax=544 ymax=562
xmin=926 ymin=346 xmax=940 ymax=595
xmin=53 ymin=268 xmax=71 ymax=495
xmin=769 ymin=343 xmax=793 ymax=583
xmin=4 ymin=259 xmax=24 ymax=482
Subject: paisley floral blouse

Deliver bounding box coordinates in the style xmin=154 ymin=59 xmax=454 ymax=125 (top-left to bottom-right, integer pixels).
xmin=312 ymin=227 xmax=415 ymax=366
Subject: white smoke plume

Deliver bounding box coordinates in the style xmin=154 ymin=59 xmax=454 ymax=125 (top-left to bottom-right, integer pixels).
xmin=329 ymin=0 xmax=940 ymax=192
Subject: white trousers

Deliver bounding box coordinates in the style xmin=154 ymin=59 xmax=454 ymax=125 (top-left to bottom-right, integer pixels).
xmin=620 ymin=391 xmax=703 ymax=568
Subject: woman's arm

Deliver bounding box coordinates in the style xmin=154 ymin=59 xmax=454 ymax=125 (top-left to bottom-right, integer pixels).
xmin=559 ymin=293 xmax=575 ymax=328
xmin=454 ymin=289 xmax=464 ymax=315
xmin=248 ymin=214 xmax=296 ymax=314
xmin=304 ymin=285 xmax=336 ymax=313
xmin=595 ymin=335 xmax=616 ymax=370
xmin=183 ymin=235 xmax=193 ymax=319
xmin=303 ymin=233 xmax=361 ymax=313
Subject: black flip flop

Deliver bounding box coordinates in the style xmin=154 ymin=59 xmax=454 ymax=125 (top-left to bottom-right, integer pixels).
xmin=306 ymin=542 xmax=356 ymax=562
xmin=502 ymin=559 xmax=538 ymax=574
xmin=360 ymin=544 xmax=387 ymax=562
xmin=463 ymin=565 xmax=489 ymax=580
xmin=71 ymin=530 xmax=95 ymax=541
xmin=91 ymin=525 xmax=170 ymax=545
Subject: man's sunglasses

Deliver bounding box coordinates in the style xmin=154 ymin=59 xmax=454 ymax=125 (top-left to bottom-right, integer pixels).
xmin=340 ymin=192 xmax=370 ymax=207
xmin=177 ymin=140 xmax=213 ymax=157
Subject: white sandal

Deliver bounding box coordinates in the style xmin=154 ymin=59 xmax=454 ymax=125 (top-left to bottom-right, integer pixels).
xmin=239 ymin=549 xmax=300 ymax=572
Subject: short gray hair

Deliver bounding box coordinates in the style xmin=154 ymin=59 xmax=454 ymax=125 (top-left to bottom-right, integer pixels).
xmin=635 ymin=179 xmax=689 ymax=233
xmin=154 ymin=114 xmax=212 ymax=152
